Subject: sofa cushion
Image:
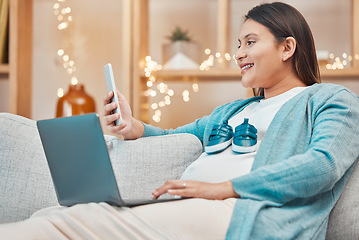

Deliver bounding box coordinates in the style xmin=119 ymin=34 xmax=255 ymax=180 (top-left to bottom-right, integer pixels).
xmin=106 ymin=133 xmax=203 ymax=200
xmin=0 ymin=113 xmax=203 ymax=223
xmin=326 ymin=160 xmax=359 ymax=240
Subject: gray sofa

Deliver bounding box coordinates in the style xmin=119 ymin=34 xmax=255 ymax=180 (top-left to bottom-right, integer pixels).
xmin=0 ymin=113 xmax=358 ymax=239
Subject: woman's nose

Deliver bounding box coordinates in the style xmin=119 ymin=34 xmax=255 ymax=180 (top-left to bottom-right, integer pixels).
xmin=234 ymin=48 xmax=246 ymax=67
xmin=235 ymin=48 xmax=246 ymax=61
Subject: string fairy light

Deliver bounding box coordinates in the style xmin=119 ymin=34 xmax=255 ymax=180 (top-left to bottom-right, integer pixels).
xmin=53 ymin=0 xmax=72 ymax=31
xmin=143 ymin=56 xmax=200 ymax=123
xmin=144 ymin=48 xmax=236 ymax=122
xmin=199 ymin=48 xmax=233 ymax=71
xmin=325 ymin=52 xmax=359 ymax=70
xmin=53 ymin=0 xmax=79 ymax=98
xmin=145 ymin=48 xmax=359 ymax=122
xmin=57 ymin=88 xmax=64 ymax=98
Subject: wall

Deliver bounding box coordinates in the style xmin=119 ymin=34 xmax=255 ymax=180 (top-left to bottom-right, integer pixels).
xmin=230 ymin=0 xmax=352 ymax=67
xmin=147 ymin=0 xmax=359 ymax=129
xmin=15 ymin=0 xmax=359 ymax=130
xmin=32 ymin=0 xmax=122 ymax=121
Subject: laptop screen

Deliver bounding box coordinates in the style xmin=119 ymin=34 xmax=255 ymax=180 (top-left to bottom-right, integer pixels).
xmin=37 ymin=113 xmax=123 ymax=206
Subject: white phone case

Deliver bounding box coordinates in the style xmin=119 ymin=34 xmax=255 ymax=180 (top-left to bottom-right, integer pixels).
xmin=104 ymin=63 xmax=123 ymax=125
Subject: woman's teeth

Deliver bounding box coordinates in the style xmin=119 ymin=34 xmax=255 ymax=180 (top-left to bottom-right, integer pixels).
xmin=242 ymin=64 xmax=254 ymax=70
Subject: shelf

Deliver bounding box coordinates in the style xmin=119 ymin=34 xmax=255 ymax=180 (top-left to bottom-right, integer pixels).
xmin=148 ymin=68 xmax=241 ymax=81
xmin=0 ymin=64 xmax=9 ymax=74
xmin=320 ymin=66 xmax=359 ymax=78
xmin=140 ymin=66 xmax=359 ymax=82
xmin=131 ymin=0 xmax=359 ymax=125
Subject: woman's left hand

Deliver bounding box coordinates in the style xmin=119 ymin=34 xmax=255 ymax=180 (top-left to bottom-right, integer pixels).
xmin=152 ymin=180 xmax=240 ymax=200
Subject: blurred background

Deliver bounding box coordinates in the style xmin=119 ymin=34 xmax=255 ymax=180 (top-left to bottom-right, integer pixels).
xmin=0 ymin=0 xmax=358 ymax=131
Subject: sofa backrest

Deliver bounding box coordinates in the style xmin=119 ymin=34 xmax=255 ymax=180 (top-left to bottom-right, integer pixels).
xmin=0 ymin=113 xmax=203 ymax=223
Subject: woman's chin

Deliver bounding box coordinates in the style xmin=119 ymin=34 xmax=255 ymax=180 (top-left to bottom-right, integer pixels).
xmin=241 ymin=79 xmax=253 ymax=88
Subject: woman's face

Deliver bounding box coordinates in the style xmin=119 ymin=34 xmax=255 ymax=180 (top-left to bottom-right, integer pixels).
xmin=235 ymin=19 xmax=287 ymax=90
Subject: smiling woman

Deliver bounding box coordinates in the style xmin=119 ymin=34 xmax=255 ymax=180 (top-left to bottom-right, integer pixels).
xmin=236 ymin=2 xmax=320 ymax=97
xmin=1 ymin=2 xmax=359 ymax=240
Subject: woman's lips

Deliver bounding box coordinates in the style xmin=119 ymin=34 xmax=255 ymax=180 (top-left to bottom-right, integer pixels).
xmin=240 ymin=63 xmax=254 ymax=75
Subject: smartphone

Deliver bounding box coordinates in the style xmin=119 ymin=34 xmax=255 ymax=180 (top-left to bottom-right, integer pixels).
xmin=104 ymin=63 xmax=123 ymax=125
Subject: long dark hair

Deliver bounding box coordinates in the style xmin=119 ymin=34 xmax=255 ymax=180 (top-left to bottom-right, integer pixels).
xmin=245 ymin=2 xmax=321 ymax=96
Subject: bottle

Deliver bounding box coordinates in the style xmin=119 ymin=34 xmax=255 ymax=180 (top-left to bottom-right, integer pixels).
xmin=56 ymin=83 xmax=96 ymax=117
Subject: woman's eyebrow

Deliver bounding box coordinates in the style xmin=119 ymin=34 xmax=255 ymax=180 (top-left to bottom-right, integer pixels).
xmin=238 ymin=33 xmax=258 ymax=43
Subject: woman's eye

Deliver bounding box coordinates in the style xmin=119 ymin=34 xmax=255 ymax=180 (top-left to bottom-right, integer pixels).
xmin=247 ymin=40 xmax=255 ymax=46
xmin=237 ymin=45 xmax=241 ymax=49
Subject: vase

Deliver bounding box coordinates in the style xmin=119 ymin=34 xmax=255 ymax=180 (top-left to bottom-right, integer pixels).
xmin=56 ymin=83 xmax=96 ymax=118
xmin=162 ymin=41 xmax=199 ymax=69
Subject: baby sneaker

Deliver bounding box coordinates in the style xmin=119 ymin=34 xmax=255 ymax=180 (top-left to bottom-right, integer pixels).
xmin=232 ymin=118 xmax=258 ymax=154
xmin=205 ymin=120 xmax=233 ymax=154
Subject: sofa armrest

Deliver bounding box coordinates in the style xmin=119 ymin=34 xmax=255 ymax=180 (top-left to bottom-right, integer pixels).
xmin=326 ymin=159 xmax=359 ymax=240
xmin=0 ymin=113 xmax=58 ymax=223
xmin=0 ymin=113 xmax=202 ymax=223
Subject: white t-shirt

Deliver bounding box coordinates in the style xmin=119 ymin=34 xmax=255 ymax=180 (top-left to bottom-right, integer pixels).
xmin=180 ymin=87 xmax=307 ymax=183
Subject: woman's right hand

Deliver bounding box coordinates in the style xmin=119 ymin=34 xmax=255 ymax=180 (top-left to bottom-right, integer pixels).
xmin=102 ymin=90 xmax=144 ymax=140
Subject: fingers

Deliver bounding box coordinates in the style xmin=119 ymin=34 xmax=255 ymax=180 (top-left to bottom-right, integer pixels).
xmin=109 ymin=123 xmax=127 ymax=133
xmin=103 ymin=102 xmax=121 ymax=128
xmin=103 ymin=102 xmax=118 ymax=117
xmin=103 ymin=91 xmax=114 ymax=105
xmin=103 ymin=113 xmax=120 ymax=126
xmin=102 ymin=90 xmax=132 ymax=136
xmin=103 ymin=91 xmax=121 ymax=126
xmin=152 ymin=180 xmax=238 ymax=200
xmin=152 ymin=180 xmax=189 ymax=199
xmin=103 ymin=91 xmax=116 ymax=117
xmin=167 ymin=188 xmax=191 ymax=198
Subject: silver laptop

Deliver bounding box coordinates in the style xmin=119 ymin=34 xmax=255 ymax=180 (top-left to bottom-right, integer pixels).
xmin=37 ymin=113 xmax=183 ymax=207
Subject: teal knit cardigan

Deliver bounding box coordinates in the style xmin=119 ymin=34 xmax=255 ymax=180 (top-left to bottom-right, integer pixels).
xmin=143 ymin=83 xmax=359 ymax=239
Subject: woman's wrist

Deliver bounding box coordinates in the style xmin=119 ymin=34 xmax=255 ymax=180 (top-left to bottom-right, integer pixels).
xmin=224 ymin=181 xmax=241 ymax=199
xmin=123 ymin=118 xmax=144 ymax=140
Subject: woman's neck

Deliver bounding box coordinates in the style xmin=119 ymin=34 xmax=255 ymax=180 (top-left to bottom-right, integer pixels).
xmin=263 ymin=72 xmax=306 ymax=99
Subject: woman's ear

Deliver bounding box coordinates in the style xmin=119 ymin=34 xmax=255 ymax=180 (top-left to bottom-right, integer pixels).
xmin=282 ymin=37 xmax=296 ymax=62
